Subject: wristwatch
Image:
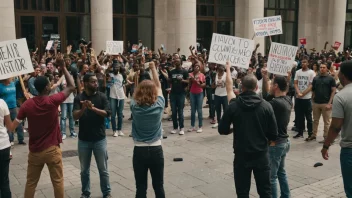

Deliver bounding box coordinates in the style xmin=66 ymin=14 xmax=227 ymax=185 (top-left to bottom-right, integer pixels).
xmin=323 ymin=144 xmax=330 ymax=150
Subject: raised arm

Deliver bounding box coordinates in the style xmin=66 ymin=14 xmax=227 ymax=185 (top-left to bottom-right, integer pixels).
xmin=225 ymin=61 xmax=236 ymax=101
xmin=149 ymin=62 xmax=162 ymax=96
xmin=56 ymin=54 xmax=75 ymax=97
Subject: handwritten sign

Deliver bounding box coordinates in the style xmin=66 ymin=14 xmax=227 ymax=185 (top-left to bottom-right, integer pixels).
xmin=106 ymin=41 xmax=123 ymax=55
xmin=0 ymin=38 xmax=34 ymax=80
xmin=131 ymin=44 xmax=139 ymax=52
xmin=299 ymin=38 xmax=307 ymax=45
xmin=333 ymin=41 xmax=341 ymax=50
xmin=208 ymin=33 xmax=254 ymax=69
xmin=252 ymin=16 xmax=282 ymax=37
xmin=45 ymin=40 xmax=53 ymax=50
xmin=267 ymin=42 xmax=298 ymax=76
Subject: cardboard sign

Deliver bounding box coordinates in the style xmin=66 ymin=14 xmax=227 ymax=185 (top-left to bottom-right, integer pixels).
xmin=333 ymin=41 xmax=341 ymax=50
xmin=252 ymin=16 xmax=283 ymax=37
xmin=299 ymin=38 xmax=306 ymax=45
xmin=208 ymin=33 xmax=255 ymax=69
xmin=106 ymin=41 xmax=123 ymax=55
xmin=267 ymin=42 xmax=298 ymax=76
xmin=0 ymin=38 xmax=34 ymax=80
xmin=45 ymin=40 xmax=53 ymax=50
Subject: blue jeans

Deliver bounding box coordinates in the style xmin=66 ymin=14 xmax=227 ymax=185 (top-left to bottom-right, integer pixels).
xmin=110 ymin=98 xmax=124 ymax=131
xmin=269 ymin=140 xmax=291 ymax=198
xmin=214 ymin=95 xmax=228 ymax=123
xmin=341 ymin=148 xmax=352 ymax=197
xmin=190 ymin=92 xmax=203 ymax=128
xmin=170 ymin=93 xmax=185 ymax=129
xmin=60 ymin=103 xmax=75 ymax=135
xmin=78 ymin=138 xmax=110 ymax=197
xmin=8 ymin=108 xmax=24 ymax=142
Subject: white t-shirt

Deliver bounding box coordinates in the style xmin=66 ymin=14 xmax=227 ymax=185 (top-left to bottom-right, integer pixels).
xmin=0 ymin=99 xmax=11 ymax=150
xmin=61 ymin=77 xmax=74 ymax=103
xmin=109 ymin=73 xmax=126 ymax=100
xmin=215 ymin=72 xmax=227 ymax=96
xmin=294 ymin=69 xmax=316 ymax=99
xmin=231 ymin=69 xmax=238 ymax=79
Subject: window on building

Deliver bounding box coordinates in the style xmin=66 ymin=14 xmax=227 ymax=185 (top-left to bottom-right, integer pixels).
xmin=264 ymin=0 xmax=298 ymax=52
xmin=113 ymin=0 xmax=154 ymax=51
xmin=345 ymin=0 xmax=352 ymax=48
xmin=197 ymin=0 xmax=235 ymax=50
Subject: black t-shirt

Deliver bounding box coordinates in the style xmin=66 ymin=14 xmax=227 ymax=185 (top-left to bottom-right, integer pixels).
xmin=312 ymin=75 xmax=336 ymax=104
xmin=73 ymin=91 xmax=111 ymax=142
xmin=168 ymin=69 xmax=189 ymax=94
xmin=266 ymin=96 xmax=292 ymax=144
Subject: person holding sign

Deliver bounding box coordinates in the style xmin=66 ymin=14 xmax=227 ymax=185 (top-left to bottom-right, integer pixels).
xmin=9 ymin=54 xmax=76 ymax=198
xmin=212 ymin=65 xmax=228 ymax=128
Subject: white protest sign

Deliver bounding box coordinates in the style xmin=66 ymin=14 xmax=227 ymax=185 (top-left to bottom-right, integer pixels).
xmin=45 ymin=40 xmax=53 ymax=50
xmin=106 ymin=41 xmax=123 ymax=55
xmin=267 ymin=42 xmax=298 ymax=76
xmin=0 ymin=38 xmax=34 ymax=80
xmin=208 ymin=33 xmax=255 ymax=69
xmin=252 ymin=16 xmax=282 ymax=37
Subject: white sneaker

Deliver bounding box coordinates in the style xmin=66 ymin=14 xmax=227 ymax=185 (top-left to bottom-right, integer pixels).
xmin=212 ymin=123 xmax=219 ymax=128
xmin=10 ymin=142 xmax=14 ymax=146
xmin=179 ymin=128 xmax=185 ymax=135
xmin=188 ymin=127 xmax=196 ymax=132
xmin=113 ymin=131 xmax=118 ymax=137
xmin=118 ymin=131 xmax=125 ymax=136
xmin=197 ymin=128 xmax=203 ymax=133
xmin=62 ymin=134 xmax=67 ymax=140
xmin=170 ymin=129 xmax=177 ymax=134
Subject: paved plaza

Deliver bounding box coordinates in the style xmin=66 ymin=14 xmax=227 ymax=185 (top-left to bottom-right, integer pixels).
xmin=9 ymin=101 xmax=346 ymax=198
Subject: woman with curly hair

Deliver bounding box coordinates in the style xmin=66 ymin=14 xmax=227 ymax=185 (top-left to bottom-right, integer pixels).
xmin=130 ymin=62 xmax=165 ymax=198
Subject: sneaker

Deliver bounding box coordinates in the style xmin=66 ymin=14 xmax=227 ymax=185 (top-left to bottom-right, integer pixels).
xmin=318 ymin=139 xmax=325 ymax=144
xmin=62 ymin=134 xmax=67 ymax=140
xmin=179 ymin=128 xmax=185 ymax=135
xmin=210 ymin=119 xmax=217 ymax=124
xmin=118 ymin=131 xmax=125 ymax=136
xmin=10 ymin=142 xmax=14 ymax=146
xmin=188 ymin=127 xmax=196 ymax=132
xmin=23 ymin=129 xmax=28 ymax=133
xmin=103 ymin=194 xmax=112 ymax=198
xmin=197 ymin=128 xmax=203 ymax=133
xmin=113 ymin=131 xmax=118 ymax=137
xmin=80 ymin=194 xmax=91 ymax=198
xmin=305 ymin=136 xmax=316 ymax=141
xmin=293 ymin=134 xmax=303 ymax=139
xmin=170 ymin=129 xmax=177 ymax=134
xmin=70 ymin=132 xmax=77 ymax=138
xmin=18 ymin=141 xmax=27 ymax=145
xmin=212 ymin=123 xmax=219 ymax=128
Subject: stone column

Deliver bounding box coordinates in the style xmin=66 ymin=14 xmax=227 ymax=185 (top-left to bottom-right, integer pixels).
xmin=91 ymin=0 xmax=113 ymax=51
xmin=174 ymin=0 xmax=197 ymax=56
xmin=329 ymin=0 xmax=346 ymax=49
xmin=0 ymin=0 xmax=16 ymax=41
xmin=154 ymin=0 xmax=168 ymax=51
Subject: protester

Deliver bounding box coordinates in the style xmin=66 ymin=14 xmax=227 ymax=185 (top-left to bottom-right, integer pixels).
xmin=219 ymin=62 xmax=278 ymax=198
xmin=262 ymin=68 xmax=292 ymax=198
xmin=168 ymin=58 xmax=189 ymax=135
xmin=293 ymin=59 xmax=315 ymax=138
xmin=0 ymin=98 xmax=13 ymax=197
xmin=322 ymin=60 xmax=352 ymax=198
xmin=10 ymin=54 xmax=76 ymax=197
xmin=308 ymin=63 xmax=336 ymax=142
xmin=212 ymin=64 xmax=227 ymax=128
xmin=131 ymin=62 xmax=165 ymax=198
xmin=73 ymin=73 xmax=112 ymax=198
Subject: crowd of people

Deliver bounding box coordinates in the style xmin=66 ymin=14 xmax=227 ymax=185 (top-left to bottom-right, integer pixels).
xmin=0 ymin=40 xmax=351 ymax=198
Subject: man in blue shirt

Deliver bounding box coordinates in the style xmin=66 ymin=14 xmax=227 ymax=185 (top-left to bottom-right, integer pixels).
xmin=0 ymin=78 xmax=26 ymax=145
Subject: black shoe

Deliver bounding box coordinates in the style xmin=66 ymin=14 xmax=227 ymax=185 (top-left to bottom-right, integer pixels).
xmin=163 ymin=135 xmax=168 ymax=139
xmin=18 ymin=141 xmax=27 ymax=145
xmin=293 ymin=134 xmax=303 ymax=139
xmin=103 ymin=194 xmax=112 ymax=198
xmin=129 ymin=134 xmax=132 ymax=137
xmin=128 ymin=117 xmax=133 ymax=121
xmin=291 ymin=126 xmax=298 ymax=132
xmin=305 ymin=136 xmax=316 ymax=141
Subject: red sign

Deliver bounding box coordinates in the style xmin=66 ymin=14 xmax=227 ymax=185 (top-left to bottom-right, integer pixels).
xmin=299 ymin=38 xmax=306 ymax=45
xmin=333 ymin=41 xmax=341 ymax=50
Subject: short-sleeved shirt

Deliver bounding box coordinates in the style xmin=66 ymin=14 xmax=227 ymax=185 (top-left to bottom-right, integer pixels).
xmin=215 ymin=72 xmax=227 ymax=96
xmin=294 ymin=69 xmax=316 ymax=99
xmin=131 ymin=96 xmax=165 ymax=143
xmin=0 ymin=99 xmax=11 ymax=150
xmin=189 ymin=73 xmax=205 ymax=94
xmin=74 ymin=91 xmax=111 ymax=142
xmin=0 ymin=82 xmax=17 ymax=109
xmin=17 ymin=92 xmax=67 ymax=152
xmin=168 ymin=69 xmax=189 ymax=94
xmin=332 ymin=83 xmax=352 ymax=148
xmin=109 ymin=73 xmax=125 ymax=100
xmin=312 ymin=75 xmax=336 ymax=104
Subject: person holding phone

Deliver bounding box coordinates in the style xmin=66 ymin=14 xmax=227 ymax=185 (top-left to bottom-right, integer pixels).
xmin=188 ymin=63 xmax=206 ymax=133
